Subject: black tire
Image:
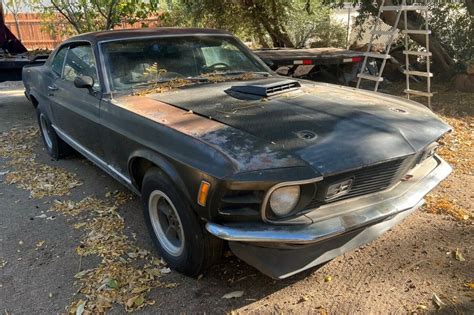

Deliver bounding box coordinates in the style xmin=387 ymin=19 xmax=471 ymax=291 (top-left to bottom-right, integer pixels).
xmin=142 ymin=167 xmax=223 ymax=277
xmin=36 ymin=107 xmax=70 ymax=159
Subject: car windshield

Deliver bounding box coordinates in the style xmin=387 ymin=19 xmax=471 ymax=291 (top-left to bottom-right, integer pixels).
xmin=101 ymin=35 xmax=270 ymax=91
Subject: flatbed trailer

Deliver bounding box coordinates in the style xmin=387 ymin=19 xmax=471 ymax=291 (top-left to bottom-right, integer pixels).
xmin=0 ymin=54 xmax=48 ymax=81
xmin=253 ymin=47 xmax=364 ymax=85
xmin=0 ymin=3 xmax=48 ymax=82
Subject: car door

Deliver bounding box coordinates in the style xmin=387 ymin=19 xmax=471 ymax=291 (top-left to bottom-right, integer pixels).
xmin=49 ymin=42 xmax=103 ymax=158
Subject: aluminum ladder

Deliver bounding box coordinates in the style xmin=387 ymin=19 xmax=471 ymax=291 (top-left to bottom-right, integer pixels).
xmin=356 ymin=0 xmax=433 ymax=108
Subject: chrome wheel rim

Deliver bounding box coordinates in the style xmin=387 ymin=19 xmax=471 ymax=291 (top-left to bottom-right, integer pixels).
xmin=39 ymin=114 xmax=53 ymax=149
xmin=148 ymin=190 xmax=185 ymax=257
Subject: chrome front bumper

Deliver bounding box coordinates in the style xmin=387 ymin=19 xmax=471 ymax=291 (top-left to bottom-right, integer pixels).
xmin=206 ymin=155 xmax=451 ymax=244
xmin=206 ymin=155 xmax=451 ymax=279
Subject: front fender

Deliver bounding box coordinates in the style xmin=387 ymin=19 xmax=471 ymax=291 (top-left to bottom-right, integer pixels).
xmin=128 ymin=149 xmax=192 ymax=203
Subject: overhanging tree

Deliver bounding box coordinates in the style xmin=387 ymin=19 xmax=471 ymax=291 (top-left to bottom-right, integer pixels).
xmin=160 ymin=0 xmax=345 ymax=48
xmin=34 ymin=0 xmax=160 ymax=35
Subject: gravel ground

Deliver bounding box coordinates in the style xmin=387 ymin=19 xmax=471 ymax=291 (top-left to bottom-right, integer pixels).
xmin=0 ymin=85 xmax=472 ymax=314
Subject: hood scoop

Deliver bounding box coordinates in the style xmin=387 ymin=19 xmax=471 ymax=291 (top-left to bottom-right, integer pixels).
xmin=226 ymin=79 xmax=301 ymax=98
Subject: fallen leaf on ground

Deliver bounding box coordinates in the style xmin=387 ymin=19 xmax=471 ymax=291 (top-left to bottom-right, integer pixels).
xmin=432 ymin=293 xmax=445 ymax=309
xmin=222 ymin=291 xmax=244 ymax=299
xmin=417 ymin=304 xmax=427 ymax=310
xmin=1 ymin=127 xmax=172 ymax=314
xmin=134 ymin=296 xmax=145 ymax=307
xmin=73 ymin=222 xmax=86 ymax=229
xmin=297 ymin=296 xmax=309 ymax=303
xmin=74 ymin=300 xmax=86 ymax=315
xmin=0 ymin=127 xmax=82 ymax=198
xmin=454 ymin=248 xmax=466 ymax=261
xmin=324 ymin=275 xmax=332 ymax=282
xmin=74 ymin=269 xmax=93 ymax=279
xmin=106 ymin=278 xmax=119 ymax=289
xmin=425 ymin=195 xmax=470 ymax=222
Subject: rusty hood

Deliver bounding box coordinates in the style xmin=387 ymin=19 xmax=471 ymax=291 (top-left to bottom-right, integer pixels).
xmin=146 ymin=79 xmax=451 ymax=175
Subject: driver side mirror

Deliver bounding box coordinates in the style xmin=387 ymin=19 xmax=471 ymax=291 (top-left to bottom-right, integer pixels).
xmin=74 ymin=75 xmax=94 ymax=90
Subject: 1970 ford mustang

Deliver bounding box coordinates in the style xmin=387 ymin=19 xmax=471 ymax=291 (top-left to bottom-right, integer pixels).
xmin=23 ymin=28 xmax=451 ymax=279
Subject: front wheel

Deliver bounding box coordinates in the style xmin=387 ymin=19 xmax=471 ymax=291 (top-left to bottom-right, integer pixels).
xmin=142 ymin=168 xmax=223 ymax=277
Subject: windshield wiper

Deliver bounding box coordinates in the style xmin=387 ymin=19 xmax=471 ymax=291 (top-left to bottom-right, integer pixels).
xmin=206 ymin=71 xmax=270 ymax=77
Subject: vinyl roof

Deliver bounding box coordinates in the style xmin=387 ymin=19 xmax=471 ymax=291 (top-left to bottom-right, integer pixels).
xmin=66 ymin=27 xmax=232 ymax=44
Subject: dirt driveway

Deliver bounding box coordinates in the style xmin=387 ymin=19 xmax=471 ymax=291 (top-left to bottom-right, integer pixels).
xmin=0 ymin=83 xmax=472 ymax=314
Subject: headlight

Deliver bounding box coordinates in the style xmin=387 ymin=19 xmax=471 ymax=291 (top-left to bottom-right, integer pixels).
xmin=269 ymin=185 xmax=301 ymax=217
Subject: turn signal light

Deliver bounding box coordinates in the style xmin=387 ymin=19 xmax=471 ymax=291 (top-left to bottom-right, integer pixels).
xmin=197 ymin=181 xmax=210 ymax=206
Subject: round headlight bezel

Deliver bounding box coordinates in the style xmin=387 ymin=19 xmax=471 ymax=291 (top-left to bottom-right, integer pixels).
xmin=269 ymin=185 xmax=301 ymax=217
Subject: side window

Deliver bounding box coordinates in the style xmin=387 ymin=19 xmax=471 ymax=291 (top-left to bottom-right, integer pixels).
xmin=63 ymin=44 xmax=100 ymax=90
xmin=51 ymin=46 xmax=68 ymax=76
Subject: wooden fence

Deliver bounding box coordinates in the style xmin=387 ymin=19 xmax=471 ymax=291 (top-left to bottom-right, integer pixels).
xmin=4 ymin=13 xmax=64 ymax=50
xmin=4 ymin=13 xmax=162 ymax=51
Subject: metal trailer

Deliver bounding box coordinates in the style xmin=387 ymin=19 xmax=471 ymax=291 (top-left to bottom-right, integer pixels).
xmin=0 ymin=3 xmax=48 ymax=82
xmin=253 ymin=47 xmax=364 ymax=86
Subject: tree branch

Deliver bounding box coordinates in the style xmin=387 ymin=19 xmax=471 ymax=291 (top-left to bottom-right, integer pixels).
xmin=50 ymin=0 xmax=81 ymax=33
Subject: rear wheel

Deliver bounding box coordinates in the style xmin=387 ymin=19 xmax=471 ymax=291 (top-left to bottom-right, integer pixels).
xmin=142 ymin=168 xmax=223 ymax=277
xmin=36 ymin=107 xmax=71 ymax=159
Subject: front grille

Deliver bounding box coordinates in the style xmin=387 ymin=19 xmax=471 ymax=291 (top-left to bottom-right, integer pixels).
xmin=304 ymin=156 xmax=415 ymax=209
xmin=218 ymin=190 xmax=263 ymax=220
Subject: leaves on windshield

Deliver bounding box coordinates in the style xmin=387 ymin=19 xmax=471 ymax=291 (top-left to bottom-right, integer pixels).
xmin=132 ymin=71 xmax=265 ymax=96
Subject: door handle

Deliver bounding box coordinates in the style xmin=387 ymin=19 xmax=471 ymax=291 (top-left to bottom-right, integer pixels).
xmin=48 ymin=85 xmax=58 ymax=96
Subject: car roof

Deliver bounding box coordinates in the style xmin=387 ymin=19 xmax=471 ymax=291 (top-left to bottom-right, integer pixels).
xmin=65 ymin=27 xmax=233 ymax=44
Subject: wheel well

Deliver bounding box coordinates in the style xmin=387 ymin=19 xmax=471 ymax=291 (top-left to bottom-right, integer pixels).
xmin=130 ymin=157 xmax=155 ymax=191
xmin=30 ymin=95 xmax=39 ymax=108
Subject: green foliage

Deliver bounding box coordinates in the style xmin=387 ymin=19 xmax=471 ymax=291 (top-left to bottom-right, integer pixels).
xmin=159 ymin=0 xmax=346 ymax=48
xmin=32 ymin=0 xmax=161 ymax=36
xmin=429 ymin=3 xmax=474 ymax=67
xmin=286 ymin=0 xmax=346 ymax=48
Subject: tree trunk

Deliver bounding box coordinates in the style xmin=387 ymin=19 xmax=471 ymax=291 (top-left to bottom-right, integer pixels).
xmin=12 ymin=14 xmax=21 ymax=41
xmin=378 ymin=0 xmax=455 ymax=76
xmin=240 ymin=0 xmax=295 ymax=48
xmin=11 ymin=1 xmax=21 ymax=40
